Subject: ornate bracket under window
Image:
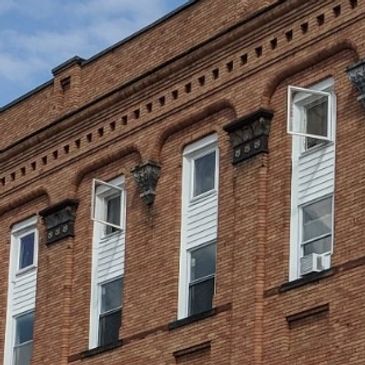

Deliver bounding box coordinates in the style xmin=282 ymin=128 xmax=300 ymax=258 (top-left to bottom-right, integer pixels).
xmin=223 ymin=108 xmax=274 ymax=164
xmin=347 ymin=59 xmax=365 ymax=108
xmin=39 ymin=199 xmax=79 ymax=244
xmin=132 ymin=161 xmax=161 ymax=206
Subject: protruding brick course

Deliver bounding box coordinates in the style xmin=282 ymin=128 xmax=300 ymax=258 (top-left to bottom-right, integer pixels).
xmin=1 ymin=0 xmax=365 ymax=364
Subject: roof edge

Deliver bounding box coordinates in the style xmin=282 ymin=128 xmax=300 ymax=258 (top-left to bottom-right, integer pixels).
xmin=0 ymin=0 xmax=199 ymax=111
xmin=52 ymin=56 xmax=85 ymax=76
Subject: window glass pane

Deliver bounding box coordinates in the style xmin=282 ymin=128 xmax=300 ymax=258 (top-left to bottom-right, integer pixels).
xmin=305 ymin=97 xmax=328 ymax=149
xmin=98 ymin=309 xmax=121 ymax=347
xmin=14 ymin=341 xmax=33 ymax=365
xmin=101 ymin=278 xmax=123 ymax=314
xmin=190 ymin=244 xmax=216 ymax=281
xmin=303 ymin=198 xmax=332 ymax=242
xmin=193 ymin=151 xmax=216 ymax=197
xmin=19 ymin=233 xmax=35 ymax=270
xmin=15 ymin=312 xmax=34 ymax=345
xmin=189 ymin=277 xmax=215 ymax=316
xmin=105 ymin=194 xmax=121 ymax=235
xmin=303 ymin=236 xmax=332 ymax=256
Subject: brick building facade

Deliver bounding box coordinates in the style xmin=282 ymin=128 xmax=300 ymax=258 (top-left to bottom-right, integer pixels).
xmin=1 ymin=0 xmax=365 ymax=364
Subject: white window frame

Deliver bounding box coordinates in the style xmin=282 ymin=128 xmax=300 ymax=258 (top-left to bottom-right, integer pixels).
xmin=4 ymin=216 xmax=38 ymax=365
xmin=287 ymin=85 xmax=333 ymax=143
xmin=89 ymin=175 xmax=125 ymax=349
xmin=297 ymin=195 xmax=334 ymax=272
xmin=178 ymin=134 xmax=219 ymax=319
xmin=184 ymin=134 xmax=219 ymax=204
xmin=15 ymin=229 xmax=38 ymax=275
xmin=288 ymin=78 xmax=336 ymax=281
xmin=97 ymin=276 xmax=123 ymax=347
xmin=12 ymin=310 xmax=34 ymax=365
xmin=186 ymin=240 xmax=217 ymax=316
xmin=299 ymin=195 xmax=334 ymax=255
xmin=91 ymin=177 xmax=125 ymax=233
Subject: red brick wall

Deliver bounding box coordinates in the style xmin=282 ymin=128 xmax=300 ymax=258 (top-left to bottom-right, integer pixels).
xmin=1 ymin=0 xmax=365 ymax=364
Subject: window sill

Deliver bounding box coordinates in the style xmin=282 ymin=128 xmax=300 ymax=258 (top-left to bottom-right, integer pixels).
xmin=168 ymin=308 xmax=217 ymax=330
xmin=279 ymin=269 xmax=334 ymax=293
xmin=299 ymin=141 xmax=333 ymax=158
xmin=68 ymin=303 xmax=232 ymax=363
xmin=189 ymin=190 xmax=217 ymax=206
xmin=15 ymin=265 xmax=37 ymax=276
xmin=69 ymin=340 xmax=122 ymax=361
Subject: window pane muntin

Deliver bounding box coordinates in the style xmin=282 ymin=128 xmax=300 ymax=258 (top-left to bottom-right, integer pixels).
xmin=98 ymin=309 xmax=121 ymax=347
xmin=303 ymin=235 xmax=332 ymax=256
xmin=18 ymin=233 xmax=35 ymax=270
xmin=190 ymin=244 xmax=216 ymax=282
xmin=188 ymin=277 xmax=215 ymax=316
xmin=188 ymin=242 xmax=216 ymax=316
xmin=13 ymin=340 xmax=33 ymax=365
xmin=302 ymin=197 xmax=332 ymax=243
xmin=15 ymin=312 xmax=34 ymax=345
xmin=100 ymin=278 xmax=123 ymax=314
xmin=193 ymin=151 xmax=216 ymax=197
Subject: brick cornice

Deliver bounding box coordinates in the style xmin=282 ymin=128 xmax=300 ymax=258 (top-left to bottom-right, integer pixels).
xmin=0 ymin=0 xmax=332 ymax=161
xmin=0 ymin=0 xmax=361 ymax=198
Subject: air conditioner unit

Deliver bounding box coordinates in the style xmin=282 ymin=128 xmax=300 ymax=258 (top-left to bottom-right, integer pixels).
xmin=300 ymin=253 xmax=330 ymax=276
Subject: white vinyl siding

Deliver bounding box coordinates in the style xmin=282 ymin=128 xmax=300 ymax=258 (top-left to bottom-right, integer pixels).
xmin=178 ymin=134 xmax=219 ymax=319
xmin=97 ymin=233 xmax=125 ymax=283
xmin=289 ymin=78 xmax=336 ymax=281
xmin=12 ymin=272 xmax=37 ymax=314
xmin=4 ymin=216 xmax=38 ymax=365
xmin=185 ymin=194 xmax=218 ymax=247
xmin=296 ymin=144 xmax=335 ymax=205
xmin=89 ymin=176 xmax=125 ymax=349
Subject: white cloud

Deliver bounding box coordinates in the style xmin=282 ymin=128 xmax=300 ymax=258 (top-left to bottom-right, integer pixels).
xmin=0 ymin=0 xmax=186 ymax=105
xmin=0 ymin=53 xmax=47 ymax=84
xmin=0 ymin=0 xmax=16 ymax=14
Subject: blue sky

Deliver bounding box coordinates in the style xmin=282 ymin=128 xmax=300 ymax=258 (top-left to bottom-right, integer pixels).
xmin=0 ymin=0 xmax=187 ymax=107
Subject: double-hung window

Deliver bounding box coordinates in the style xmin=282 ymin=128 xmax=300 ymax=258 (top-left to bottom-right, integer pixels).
xmin=287 ymin=85 xmax=333 ymax=148
xmin=13 ymin=311 xmax=34 ymax=365
xmin=89 ymin=176 xmax=126 ymax=349
xmin=98 ymin=278 xmax=123 ymax=347
xmin=287 ymin=78 xmax=336 ymax=280
xmin=4 ymin=216 xmax=38 ymax=365
xmin=188 ymin=243 xmax=216 ymax=315
xmin=179 ymin=134 xmax=219 ymax=319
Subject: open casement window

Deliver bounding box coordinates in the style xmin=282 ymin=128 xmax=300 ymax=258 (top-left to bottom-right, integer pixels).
xmin=287 ymin=86 xmax=333 ymax=147
xmin=91 ymin=178 xmax=124 ymax=233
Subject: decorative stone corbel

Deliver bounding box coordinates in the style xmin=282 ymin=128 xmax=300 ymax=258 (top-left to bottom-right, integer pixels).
xmin=132 ymin=161 xmax=161 ymax=206
xmin=39 ymin=199 xmax=79 ymax=244
xmin=223 ymin=108 xmax=274 ymax=164
xmin=347 ymin=59 xmax=365 ymax=108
